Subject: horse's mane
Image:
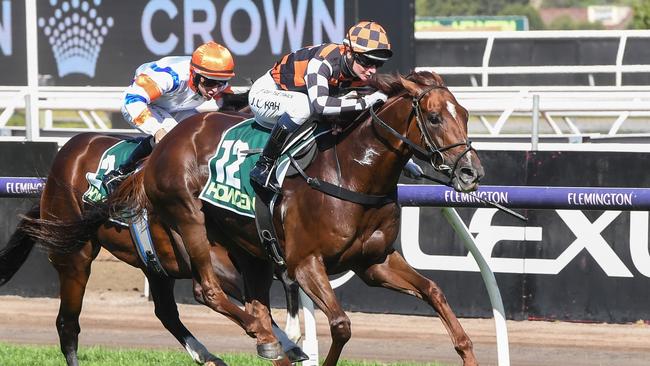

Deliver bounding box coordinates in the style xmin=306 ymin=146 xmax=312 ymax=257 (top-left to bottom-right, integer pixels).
xmin=369 ymin=70 xmax=446 ymax=97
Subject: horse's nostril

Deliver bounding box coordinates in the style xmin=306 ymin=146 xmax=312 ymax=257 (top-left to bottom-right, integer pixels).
xmin=460 ymin=167 xmax=478 ymax=183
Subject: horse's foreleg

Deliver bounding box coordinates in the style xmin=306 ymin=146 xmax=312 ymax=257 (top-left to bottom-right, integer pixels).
xmin=355 ymin=251 xmax=478 ymax=366
xmin=205 ymin=252 xmax=306 ymax=363
xmin=275 ymin=277 xmax=309 ymax=363
xmin=294 ymin=255 xmax=351 ymax=366
xmin=281 ymin=276 xmax=302 ymax=343
xmin=147 ymin=275 xmax=227 ymax=366
xmin=49 ymin=247 xmax=94 ymax=366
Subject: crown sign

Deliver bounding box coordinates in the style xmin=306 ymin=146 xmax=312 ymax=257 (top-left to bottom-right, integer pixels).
xmin=38 ymin=0 xmax=114 ymax=78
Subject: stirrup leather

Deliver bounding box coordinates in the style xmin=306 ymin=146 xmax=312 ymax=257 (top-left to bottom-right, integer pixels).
xmin=251 ymin=157 xmax=281 ymax=193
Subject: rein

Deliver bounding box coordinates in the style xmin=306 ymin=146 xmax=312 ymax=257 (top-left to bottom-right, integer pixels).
xmin=370 ymin=85 xmax=474 ymax=186
xmin=368 ymin=85 xmax=526 ymax=221
xmin=290 ymin=84 xmax=472 ymax=207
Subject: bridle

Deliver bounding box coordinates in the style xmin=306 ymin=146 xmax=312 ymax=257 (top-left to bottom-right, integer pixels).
xmin=369 ymin=84 xmax=475 ymax=183
xmin=291 ymin=82 xmax=527 ymax=220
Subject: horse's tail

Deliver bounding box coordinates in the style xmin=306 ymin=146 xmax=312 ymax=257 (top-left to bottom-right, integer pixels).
xmin=20 ymin=199 xmax=109 ymax=254
xmin=21 ymin=170 xmax=149 ymax=255
xmin=107 ymin=165 xmax=151 ymax=219
xmin=0 ymin=205 xmax=41 ymax=286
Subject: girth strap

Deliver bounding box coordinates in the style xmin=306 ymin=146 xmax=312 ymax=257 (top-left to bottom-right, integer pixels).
xmin=289 ymin=155 xmax=396 ymax=207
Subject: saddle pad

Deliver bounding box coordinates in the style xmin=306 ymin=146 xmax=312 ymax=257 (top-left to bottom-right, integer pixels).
xmin=82 ymin=139 xmax=142 ymax=203
xmin=199 ymin=118 xmax=325 ymax=218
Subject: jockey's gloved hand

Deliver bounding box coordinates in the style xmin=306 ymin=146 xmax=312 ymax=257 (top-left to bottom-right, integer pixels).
xmin=403 ymin=158 xmax=424 ymax=179
xmin=362 ymin=91 xmax=388 ymax=107
xmin=341 ymin=90 xmax=358 ymax=99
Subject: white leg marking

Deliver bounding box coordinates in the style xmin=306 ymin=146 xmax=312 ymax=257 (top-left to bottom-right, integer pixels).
xmin=284 ymin=311 xmax=303 ymax=344
xmin=184 ymin=341 xmax=207 ymax=363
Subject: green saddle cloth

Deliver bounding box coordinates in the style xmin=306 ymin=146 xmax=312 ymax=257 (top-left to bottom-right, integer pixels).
xmin=82 ymin=139 xmax=143 ymax=203
xmin=199 ymin=118 xmax=323 ymax=218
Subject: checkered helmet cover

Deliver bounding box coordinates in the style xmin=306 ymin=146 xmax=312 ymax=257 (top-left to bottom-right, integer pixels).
xmin=344 ymin=21 xmax=392 ymax=60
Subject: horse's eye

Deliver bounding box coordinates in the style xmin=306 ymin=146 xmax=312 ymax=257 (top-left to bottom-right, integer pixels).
xmin=427 ymin=113 xmax=441 ymax=125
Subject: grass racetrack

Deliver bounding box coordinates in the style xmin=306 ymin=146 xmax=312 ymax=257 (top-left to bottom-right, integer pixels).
xmin=0 ymin=343 xmax=448 ymax=366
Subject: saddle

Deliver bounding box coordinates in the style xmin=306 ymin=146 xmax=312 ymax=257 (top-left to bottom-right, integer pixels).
xmin=83 ymin=138 xmax=143 ymax=206
xmin=82 ymin=138 xmax=166 ymax=275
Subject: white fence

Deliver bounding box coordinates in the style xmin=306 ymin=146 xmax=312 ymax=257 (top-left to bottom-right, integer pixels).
xmin=1 ymin=85 xmax=649 ymax=146
xmin=454 ymin=85 xmax=650 ymax=138
xmin=415 ymin=30 xmax=650 ymax=87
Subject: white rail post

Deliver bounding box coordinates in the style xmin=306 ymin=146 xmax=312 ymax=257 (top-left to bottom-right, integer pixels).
xmin=531 ymin=94 xmax=540 ymax=150
xmin=440 ymin=207 xmax=511 ymax=366
xmin=615 ymin=35 xmax=628 ymax=87
xmin=481 ymin=36 xmax=495 ymax=86
xmin=25 ymin=0 xmax=40 ymax=140
xmin=299 ymin=289 xmax=319 ymax=366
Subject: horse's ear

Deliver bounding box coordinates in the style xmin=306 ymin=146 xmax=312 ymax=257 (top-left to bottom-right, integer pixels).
xmin=399 ymin=76 xmax=420 ymax=97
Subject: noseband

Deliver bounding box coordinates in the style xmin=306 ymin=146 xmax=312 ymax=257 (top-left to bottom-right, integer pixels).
xmin=369 ymin=85 xmax=475 ymax=181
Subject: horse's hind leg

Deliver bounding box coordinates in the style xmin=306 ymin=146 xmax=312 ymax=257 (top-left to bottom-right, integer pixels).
xmin=355 ymin=251 xmax=478 ymax=366
xmin=49 ymin=244 xmax=96 ymax=366
xmin=147 ymin=274 xmax=227 ymax=366
xmin=192 ymin=262 xmax=307 ymax=363
xmin=161 ymin=197 xmax=280 ymax=357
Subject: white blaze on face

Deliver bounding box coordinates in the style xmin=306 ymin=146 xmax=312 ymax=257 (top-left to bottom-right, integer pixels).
xmin=444 ymin=100 xmax=473 ymax=164
xmin=446 ymin=101 xmax=458 ymax=122
xmin=354 ymin=148 xmax=379 ymax=166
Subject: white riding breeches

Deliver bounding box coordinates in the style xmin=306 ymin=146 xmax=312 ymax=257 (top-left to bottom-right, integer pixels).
xmin=121 ymin=105 xmax=198 ymax=137
xmin=248 ymin=72 xmax=312 ymax=129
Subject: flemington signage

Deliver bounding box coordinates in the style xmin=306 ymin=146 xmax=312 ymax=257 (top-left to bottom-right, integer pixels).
xmin=445 ymin=188 xmax=636 ymax=208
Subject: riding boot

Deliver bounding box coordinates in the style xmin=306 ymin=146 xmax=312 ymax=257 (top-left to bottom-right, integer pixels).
xmin=102 ymin=136 xmax=154 ymax=195
xmin=250 ymin=114 xmax=300 ymax=193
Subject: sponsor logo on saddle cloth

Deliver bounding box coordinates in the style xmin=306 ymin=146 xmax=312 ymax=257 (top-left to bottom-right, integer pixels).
xmin=82 ymin=140 xmax=142 ymax=203
xmin=200 ymin=118 xmax=323 ymax=217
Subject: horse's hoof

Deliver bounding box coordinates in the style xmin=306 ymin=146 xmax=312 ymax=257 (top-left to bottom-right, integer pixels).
xmin=204 ymin=360 xmax=228 ymax=366
xmin=285 ymin=346 xmax=309 ymax=363
xmin=256 ymin=341 xmax=284 ymax=360
xmin=204 ymin=355 xmax=228 ymax=366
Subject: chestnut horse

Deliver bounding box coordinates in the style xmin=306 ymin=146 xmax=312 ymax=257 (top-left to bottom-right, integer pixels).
xmin=0 ymin=125 xmax=306 ymax=365
xmin=31 ymin=71 xmax=484 ymax=366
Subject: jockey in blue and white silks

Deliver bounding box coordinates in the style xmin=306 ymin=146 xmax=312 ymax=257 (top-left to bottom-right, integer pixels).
xmin=102 ymin=41 xmax=235 ymax=194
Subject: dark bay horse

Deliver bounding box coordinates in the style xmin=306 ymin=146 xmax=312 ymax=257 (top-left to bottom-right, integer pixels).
xmin=30 ymin=71 xmax=484 ymax=365
xmin=0 ymin=122 xmax=305 ymax=366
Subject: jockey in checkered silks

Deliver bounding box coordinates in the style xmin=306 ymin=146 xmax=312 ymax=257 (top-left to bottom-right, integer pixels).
xmin=248 ymin=21 xmax=424 ymax=193
xmin=102 ymin=42 xmax=236 ymax=194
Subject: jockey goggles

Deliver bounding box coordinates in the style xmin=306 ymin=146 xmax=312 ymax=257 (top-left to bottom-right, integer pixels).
xmin=354 ymin=52 xmax=385 ymax=69
xmin=200 ymin=77 xmax=228 ymax=88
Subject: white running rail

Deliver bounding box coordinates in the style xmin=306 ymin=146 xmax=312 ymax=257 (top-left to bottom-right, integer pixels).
xmin=415 ymin=30 xmax=650 ymax=87
xmin=1 ymin=86 xmax=649 ymax=144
